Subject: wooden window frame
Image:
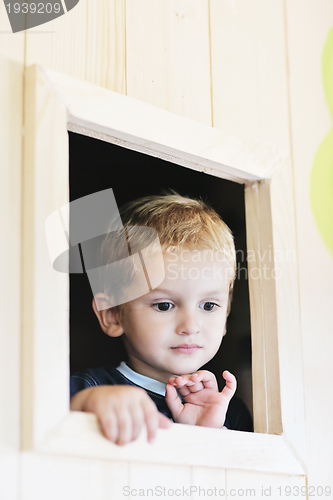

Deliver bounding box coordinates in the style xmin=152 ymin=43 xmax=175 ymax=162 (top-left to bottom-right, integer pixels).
xmin=22 ymin=64 xmax=306 ymax=475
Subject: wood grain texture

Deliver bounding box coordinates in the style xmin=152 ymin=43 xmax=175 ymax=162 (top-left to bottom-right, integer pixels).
xmin=126 ymin=0 xmax=212 ymax=124
xmin=36 ymin=412 xmax=305 ymax=475
xmin=191 ymin=467 xmax=226 ymax=500
xmin=22 ymin=65 xmax=70 ymax=448
xmin=245 ymin=168 xmax=306 ymax=462
xmin=244 ymin=182 xmax=269 ymax=433
xmin=284 ymin=0 xmax=333 ymax=485
xmin=21 ymin=452 xmax=129 ymax=500
xmin=38 ymin=66 xmax=285 ymax=184
xmin=0 ymin=448 xmax=19 ymax=500
xmin=210 ymin=0 xmax=290 ymax=152
xmin=269 ymin=165 xmax=306 ymax=462
xmin=245 ymin=180 xmax=282 ymax=436
xmin=0 ymin=0 xmax=24 ymax=452
xmin=25 ymin=0 xmax=126 ymax=92
xmin=226 ymin=469 xmax=306 ymax=499
xmin=0 ymin=5 xmax=25 ymax=499
xmin=129 ymin=462 xmax=191 ymax=497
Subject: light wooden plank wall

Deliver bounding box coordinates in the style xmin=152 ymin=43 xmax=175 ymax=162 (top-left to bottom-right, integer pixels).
xmin=210 ymin=0 xmax=290 ymax=152
xmin=0 ymin=2 xmax=25 ymax=499
xmin=2 ymin=0 xmax=331 ymax=495
xmin=226 ymin=470 xmax=306 ymax=499
xmin=21 ymin=453 xmax=306 ymax=500
xmin=285 ymin=0 xmax=333 ymax=486
xmin=0 ymin=0 xmax=24 ymax=452
xmin=25 ymin=0 xmax=212 ymax=125
xmin=25 ymin=0 xmax=126 ymax=93
xmin=126 ymin=0 xmax=212 ymax=125
xmin=21 ymin=453 xmax=129 ymax=500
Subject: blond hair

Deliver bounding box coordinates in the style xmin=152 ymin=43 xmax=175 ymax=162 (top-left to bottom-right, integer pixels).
xmin=99 ymin=191 xmax=236 ymax=312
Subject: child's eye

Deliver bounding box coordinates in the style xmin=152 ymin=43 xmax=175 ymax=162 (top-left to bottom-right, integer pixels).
xmin=152 ymin=302 xmax=174 ymax=312
xmin=200 ymin=302 xmax=219 ymax=311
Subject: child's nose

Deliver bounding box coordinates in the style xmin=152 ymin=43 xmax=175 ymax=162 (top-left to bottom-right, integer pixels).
xmin=175 ymin=311 xmax=200 ymax=336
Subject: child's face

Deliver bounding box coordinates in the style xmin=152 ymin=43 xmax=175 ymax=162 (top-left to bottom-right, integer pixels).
xmin=118 ymin=249 xmax=233 ymax=384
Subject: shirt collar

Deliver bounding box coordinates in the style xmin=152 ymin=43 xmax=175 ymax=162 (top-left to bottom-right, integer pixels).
xmin=116 ymin=361 xmax=166 ymax=396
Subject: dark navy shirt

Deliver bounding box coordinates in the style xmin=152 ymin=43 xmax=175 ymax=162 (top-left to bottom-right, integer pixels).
xmin=70 ymin=365 xmax=253 ymax=432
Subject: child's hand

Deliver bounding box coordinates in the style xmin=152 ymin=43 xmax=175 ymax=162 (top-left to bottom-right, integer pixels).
xmin=70 ymin=385 xmax=171 ymax=445
xmin=165 ymin=370 xmax=236 ymax=428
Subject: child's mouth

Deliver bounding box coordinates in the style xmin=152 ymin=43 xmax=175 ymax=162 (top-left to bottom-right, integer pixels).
xmin=171 ymin=344 xmax=202 ymax=354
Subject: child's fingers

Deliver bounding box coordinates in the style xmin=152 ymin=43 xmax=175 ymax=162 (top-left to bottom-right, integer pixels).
xmin=185 ymin=370 xmax=219 ymax=392
xmin=169 ymin=371 xmax=218 ymax=392
xmin=100 ymin=409 xmax=119 ymax=442
xmin=168 ymin=375 xmax=195 ymax=387
xmin=168 ymin=376 xmax=198 ymax=396
xmin=115 ymin=408 xmax=133 ymax=446
xmin=178 ymin=381 xmax=211 ymax=396
xmin=193 ymin=370 xmax=218 ymax=389
xmin=101 ymin=395 xmax=171 ymax=445
xmin=158 ymin=412 xmax=172 ymax=429
xmin=165 ymin=383 xmax=184 ymax=420
xmin=220 ymin=370 xmax=237 ymax=401
xmin=142 ymin=399 xmax=160 ymax=443
xmin=177 ymin=385 xmax=197 ymax=397
xmin=130 ymin=405 xmax=145 ymax=442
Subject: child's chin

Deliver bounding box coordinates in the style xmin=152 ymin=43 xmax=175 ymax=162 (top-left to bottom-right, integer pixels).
xmin=171 ymin=364 xmax=202 ymax=376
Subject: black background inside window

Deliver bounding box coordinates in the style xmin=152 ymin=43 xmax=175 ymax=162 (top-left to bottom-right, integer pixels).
xmin=69 ymin=132 xmax=252 ymax=415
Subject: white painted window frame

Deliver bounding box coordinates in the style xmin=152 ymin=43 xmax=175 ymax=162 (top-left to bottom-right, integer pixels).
xmin=22 ymin=64 xmax=306 ymax=475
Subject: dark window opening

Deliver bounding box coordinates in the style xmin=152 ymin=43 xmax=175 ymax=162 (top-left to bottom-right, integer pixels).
xmin=69 ymin=132 xmax=252 ymax=417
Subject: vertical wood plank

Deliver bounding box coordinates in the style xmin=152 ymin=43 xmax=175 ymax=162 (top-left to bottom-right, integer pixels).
xmin=285 ymin=0 xmax=333 ymax=484
xmin=269 ymin=165 xmax=306 ymax=461
xmin=210 ymin=0 xmax=290 ymax=152
xmin=0 ymin=449 xmax=20 ymax=500
xmin=0 ymin=0 xmax=24 ymax=452
xmin=0 ymin=4 xmax=25 ymax=499
xmin=257 ymin=180 xmax=283 ymax=435
xmin=245 ymin=181 xmax=282 ymax=435
xmin=22 ymin=66 xmax=69 ymax=447
xmin=129 ymin=462 xmax=191 ymax=499
xmin=126 ymin=0 xmax=212 ymax=125
xmin=21 ymin=452 xmax=129 ymax=500
xmin=246 ymin=167 xmax=305 ymax=459
xmin=244 ymin=182 xmax=268 ymax=433
xmin=226 ymin=470 xmax=306 ymax=499
xmin=192 ymin=467 xmax=226 ymax=499
xmin=25 ymin=1 xmax=87 ymax=81
xmin=25 ymin=0 xmax=126 ymax=93
xmin=84 ymin=0 xmax=126 ymax=91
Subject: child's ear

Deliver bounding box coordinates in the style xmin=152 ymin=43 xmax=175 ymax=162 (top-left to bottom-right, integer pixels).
xmin=92 ymin=294 xmax=124 ymax=338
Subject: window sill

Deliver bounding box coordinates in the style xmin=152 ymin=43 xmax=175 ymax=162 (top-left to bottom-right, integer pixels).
xmin=36 ymin=412 xmax=305 ymax=475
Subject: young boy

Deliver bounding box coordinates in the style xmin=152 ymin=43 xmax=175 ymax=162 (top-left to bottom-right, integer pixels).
xmin=70 ymin=192 xmax=253 ymax=445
